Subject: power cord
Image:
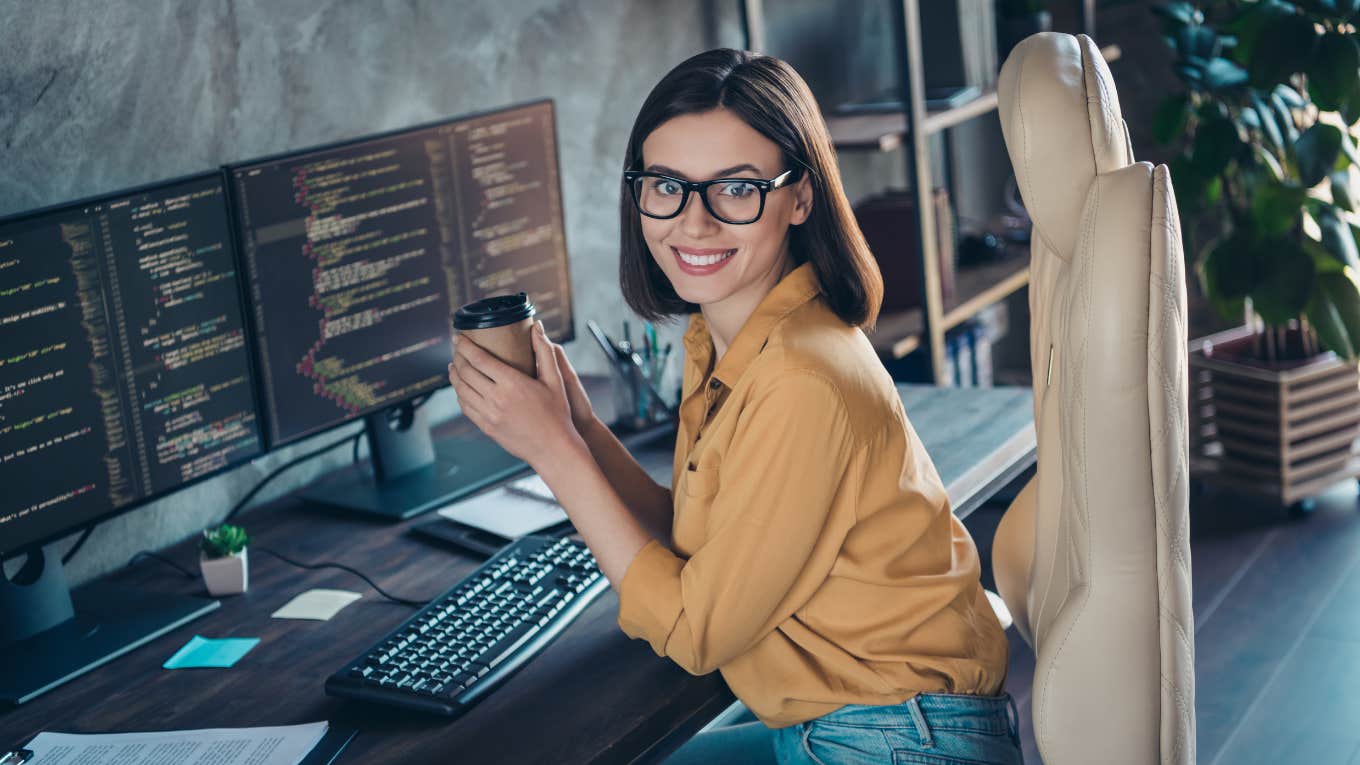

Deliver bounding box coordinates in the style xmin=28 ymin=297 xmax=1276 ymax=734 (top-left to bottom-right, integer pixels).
xmin=223 ymin=431 xmax=361 ymax=522
xmin=62 ymin=525 xmax=95 ymax=565
xmin=257 ymin=548 xmax=430 ymax=607
xmin=128 ymin=550 xmax=198 ymax=579
xmin=126 ymin=546 xmax=430 ymax=607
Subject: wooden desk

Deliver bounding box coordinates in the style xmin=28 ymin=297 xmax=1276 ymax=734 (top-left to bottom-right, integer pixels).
xmin=0 ymin=385 xmax=1033 ymax=764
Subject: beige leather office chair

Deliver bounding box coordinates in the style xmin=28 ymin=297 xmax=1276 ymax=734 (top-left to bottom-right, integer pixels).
xmin=991 ymin=33 xmax=1196 ymax=763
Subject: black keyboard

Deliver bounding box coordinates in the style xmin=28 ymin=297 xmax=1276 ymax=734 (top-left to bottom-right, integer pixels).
xmin=325 ymin=535 xmax=607 ymax=717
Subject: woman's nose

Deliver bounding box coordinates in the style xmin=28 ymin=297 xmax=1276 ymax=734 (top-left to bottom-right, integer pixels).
xmin=678 ymin=192 xmax=721 ymax=238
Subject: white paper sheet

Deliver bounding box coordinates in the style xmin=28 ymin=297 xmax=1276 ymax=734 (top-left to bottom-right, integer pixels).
xmin=270 ymin=589 xmax=363 ymax=621
xmin=23 ymin=721 xmax=327 ymax=765
xmin=437 ymin=482 xmax=567 ymax=539
xmin=505 ymin=472 xmax=557 ymax=503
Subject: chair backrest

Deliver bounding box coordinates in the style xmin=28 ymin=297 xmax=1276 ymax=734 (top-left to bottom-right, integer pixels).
xmin=990 ymin=32 xmax=1196 ymax=764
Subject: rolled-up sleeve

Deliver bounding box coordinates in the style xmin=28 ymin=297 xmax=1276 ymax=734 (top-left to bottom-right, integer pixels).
xmin=616 ymin=370 xmax=860 ymax=675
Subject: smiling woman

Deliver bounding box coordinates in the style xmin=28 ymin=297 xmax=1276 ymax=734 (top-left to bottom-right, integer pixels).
xmin=447 ymin=47 xmax=1023 ymax=765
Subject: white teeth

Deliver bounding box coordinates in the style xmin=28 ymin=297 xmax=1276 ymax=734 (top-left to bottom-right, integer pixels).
xmin=676 ymin=249 xmax=734 ymax=267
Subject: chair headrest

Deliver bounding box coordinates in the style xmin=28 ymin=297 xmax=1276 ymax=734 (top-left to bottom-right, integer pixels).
xmin=997 ymin=32 xmax=1132 ymax=258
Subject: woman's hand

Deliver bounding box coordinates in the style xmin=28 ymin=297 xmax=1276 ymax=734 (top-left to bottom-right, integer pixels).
xmin=449 ymin=321 xmax=585 ymax=468
xmin=552 ymin=341 xmax=599 ymax=435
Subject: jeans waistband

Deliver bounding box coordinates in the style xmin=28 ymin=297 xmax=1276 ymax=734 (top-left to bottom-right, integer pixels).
xmin=815 ymin=692 xmax=1017 ymax=738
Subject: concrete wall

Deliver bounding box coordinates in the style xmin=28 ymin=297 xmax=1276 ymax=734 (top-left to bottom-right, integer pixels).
xmin=0 ymin=0 xmax=742 ymax=584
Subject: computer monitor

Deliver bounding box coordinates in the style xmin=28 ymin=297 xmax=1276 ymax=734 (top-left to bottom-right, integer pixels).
xmin=0 ymin=172 xmax=265 ymax=706
xmin=229 ymin=99 xmax=574 ymax=519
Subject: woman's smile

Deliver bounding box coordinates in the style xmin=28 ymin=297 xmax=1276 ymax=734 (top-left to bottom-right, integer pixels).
xmin=672 ymin=244 xmax=737 ymax=275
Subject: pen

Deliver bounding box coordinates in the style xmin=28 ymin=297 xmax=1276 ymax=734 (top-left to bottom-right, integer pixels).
xmin=1 ymin=749 xmax=33 ymax=765
xmin=586 ymin=320 xmax=629 ymax=373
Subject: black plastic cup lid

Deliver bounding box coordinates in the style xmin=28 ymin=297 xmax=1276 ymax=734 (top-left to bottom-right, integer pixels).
xmin=453 ymin=292 xmax=536 ymax=330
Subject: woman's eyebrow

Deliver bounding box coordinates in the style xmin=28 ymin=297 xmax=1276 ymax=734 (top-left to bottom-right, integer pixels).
xmin=644 ymin=163 xmax=764 ymax=179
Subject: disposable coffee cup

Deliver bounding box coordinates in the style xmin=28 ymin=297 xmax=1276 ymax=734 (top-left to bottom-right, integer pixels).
xmin=453 ymin=292 xmax=537 ymax=378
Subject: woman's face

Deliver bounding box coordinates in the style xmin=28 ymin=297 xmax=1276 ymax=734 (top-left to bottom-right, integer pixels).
xmin=638 ymin=108 xmax=812 ymax=311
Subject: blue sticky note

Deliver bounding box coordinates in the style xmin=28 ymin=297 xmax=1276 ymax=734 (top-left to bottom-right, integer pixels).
xmin=163 ymin=635 xmax=260 ymax=669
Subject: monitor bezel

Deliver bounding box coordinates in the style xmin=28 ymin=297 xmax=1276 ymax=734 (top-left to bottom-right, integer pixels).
xmin=0 ymin=169 xmax=270 ymax=559
xmin=225 ymin=97 xmax=576 ymax=450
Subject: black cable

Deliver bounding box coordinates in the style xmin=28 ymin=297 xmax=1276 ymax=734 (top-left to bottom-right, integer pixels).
xmin=127 ymin=550 xmax=198 ymax=579
xmin=352 ymin=431 xmax=365 ymax=464
xmin=258 ymin=547 xmax=429 ymax=607
xmin=62 ymin=525 xmax=95 ymax=565
xmin=223 ymin=431 xmax=360 ymax=522
xmin=124 ymin=546 xmax=429 ymax=607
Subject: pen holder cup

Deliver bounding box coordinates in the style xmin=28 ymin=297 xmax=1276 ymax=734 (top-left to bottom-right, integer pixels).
xmin=611 ymin=354 xmax=672 ymax=433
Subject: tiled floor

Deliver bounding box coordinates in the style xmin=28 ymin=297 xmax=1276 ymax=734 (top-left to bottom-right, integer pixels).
xmin=970 ymin=477 xmax=1360 ymax=764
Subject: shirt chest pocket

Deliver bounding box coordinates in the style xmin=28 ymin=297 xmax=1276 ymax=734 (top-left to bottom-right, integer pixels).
xmin=673 ymin=462 xmax=721 ymax=552
xmin=681 ymin=462 xmax=721 ymax=499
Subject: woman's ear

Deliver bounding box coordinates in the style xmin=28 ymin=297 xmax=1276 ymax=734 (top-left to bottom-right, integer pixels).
xmin=790 ymin=176 xmax=813 ymax=226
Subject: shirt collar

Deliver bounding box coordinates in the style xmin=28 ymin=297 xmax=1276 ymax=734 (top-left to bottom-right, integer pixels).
xmin=682 ymin=262 xmax=821 ymax=390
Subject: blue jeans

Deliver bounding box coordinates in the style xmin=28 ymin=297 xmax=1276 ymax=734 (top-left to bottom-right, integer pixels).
xmin=665 ymin=693 xmax=1024 ymax=765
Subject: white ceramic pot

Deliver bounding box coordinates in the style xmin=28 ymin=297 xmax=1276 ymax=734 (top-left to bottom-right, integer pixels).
xmin=200 ymin=548 xmax=249 ymax=596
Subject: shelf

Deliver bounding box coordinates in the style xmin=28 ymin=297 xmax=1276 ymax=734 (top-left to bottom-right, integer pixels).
xmin=828 ymin=44 xmax=1122 ymax=152
xmin=866 ymin=256 xmax=1030 ymax=359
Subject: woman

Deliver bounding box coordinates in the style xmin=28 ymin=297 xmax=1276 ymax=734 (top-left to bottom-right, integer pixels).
xmin=447 ymin=48 xmax=1023 ymax=765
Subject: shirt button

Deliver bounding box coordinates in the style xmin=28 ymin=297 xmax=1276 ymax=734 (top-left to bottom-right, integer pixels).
xmin=709 ymin=379 xmax=721 ymax=389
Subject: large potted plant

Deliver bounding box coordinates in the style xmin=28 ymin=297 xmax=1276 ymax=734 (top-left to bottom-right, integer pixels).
xmin=1156 ymin=0 xmax=1360 ymax=507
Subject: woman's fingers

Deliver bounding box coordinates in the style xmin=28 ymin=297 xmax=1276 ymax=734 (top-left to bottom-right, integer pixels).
xmin=533 ymin=321 xmax=563 ymax=387
xmin=453 ymin=348 xmax=495 ymax=390
xmin=448 ymin=361 xmax=491 ymax=409
xmin=452 ymin=334 xmax=518 ymax=384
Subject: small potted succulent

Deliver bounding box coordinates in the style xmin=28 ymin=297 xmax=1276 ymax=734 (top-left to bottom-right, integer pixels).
xmin=200 ymin=523 xmax=250 ymax=596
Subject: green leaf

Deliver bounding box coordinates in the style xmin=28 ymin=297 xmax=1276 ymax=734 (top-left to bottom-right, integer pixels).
xmin=1177 ymin=25 xmax=1219 ymax=60
xmin=1193 ymin=115 xmax=1241 ymax=177
xmin=1256 ymin=143 xmax=1287 ymax=180
xmin=1249 ymin=12 xmax=1318 ymax=89
xmin=1295 ymin=123 xmax=1346 ymax=186
xmin=1202 ymin=232 xmax=1261 ymax=300
xmin=1252 ymin=93 xmax=1285 ymax=152
xmin=1271 ymin=90 xmax=1301 ymax=145
xmin=1204 ymin=58 xmax=1250 ymax=91
xmin=1307 ymin=269 xmax=1360 ymax=358
xmin=1333 ymin=169 xmax=1357 ymax=211
xmin=1297 ymin=0 xmax=1340 ymax=13
xmin=1307 ymin=32 xmax=1360 ymax=112
xmin=1253 ymin=181 xmax=1308 ymax=235
xmin=1250 ymin=237 xmax=1317 ymax=324
xmin=1340 ymin=78 xmax=1360 ymax=124
xmin=1153 ymin=93 xmax=1190 ymax=145
xmin=1319 ymin=206 xmax=1360 ymax=267
xmin=1275 ymin=83 xmax=1307 ymax=110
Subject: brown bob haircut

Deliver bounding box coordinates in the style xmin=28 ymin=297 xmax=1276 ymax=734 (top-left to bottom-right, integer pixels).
xmin=619 ymin=48 xmax=883 ymax=330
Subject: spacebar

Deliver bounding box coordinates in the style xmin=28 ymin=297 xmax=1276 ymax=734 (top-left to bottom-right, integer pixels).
xmin=485 ymin=625 xmax=540 ymax=669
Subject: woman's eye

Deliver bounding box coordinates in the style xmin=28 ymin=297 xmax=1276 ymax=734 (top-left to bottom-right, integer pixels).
xmin=718 ymin=181 xmax=757 ymax=198
xmin=651 ymin=179 xmax=683 ymax=196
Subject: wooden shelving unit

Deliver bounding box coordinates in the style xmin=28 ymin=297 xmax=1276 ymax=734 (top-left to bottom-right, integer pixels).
xmin=742 ymin=1 xmax=1111 ymax=384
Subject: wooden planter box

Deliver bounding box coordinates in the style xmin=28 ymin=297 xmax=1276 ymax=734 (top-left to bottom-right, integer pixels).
xmin=1190 ymin=326 xmax=1360 ymax=506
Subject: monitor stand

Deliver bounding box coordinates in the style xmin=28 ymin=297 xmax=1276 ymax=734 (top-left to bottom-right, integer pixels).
xmin=0 ymin=543 xmax=218 ymax=707
xmin=297 ymin=401 xmax=528 ymax=521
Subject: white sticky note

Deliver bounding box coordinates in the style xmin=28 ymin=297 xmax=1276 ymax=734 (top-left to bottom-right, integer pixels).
xmin=271 ymin=588 xmax=363 ymax=621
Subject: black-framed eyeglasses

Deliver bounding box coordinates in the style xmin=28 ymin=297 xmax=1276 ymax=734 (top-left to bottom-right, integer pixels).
xmin=623 ymin=169 xmax=799 ymax=225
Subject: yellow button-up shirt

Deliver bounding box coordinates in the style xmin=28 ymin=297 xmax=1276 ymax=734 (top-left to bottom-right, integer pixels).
xmin=616 ymin=262 xmax=1008 ymax=728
